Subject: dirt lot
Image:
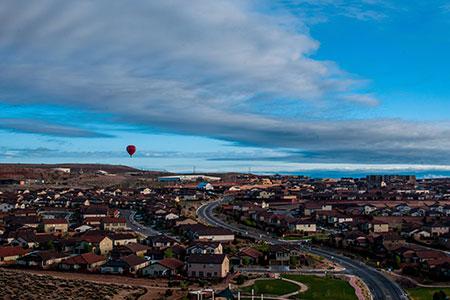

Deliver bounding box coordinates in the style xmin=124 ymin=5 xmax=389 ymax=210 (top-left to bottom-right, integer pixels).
xmin=0 ymin=268 xmax=186 ymax=300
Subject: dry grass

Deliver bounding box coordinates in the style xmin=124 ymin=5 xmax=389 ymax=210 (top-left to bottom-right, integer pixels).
xmin=0 ymin=269 xmax=146 ymax=300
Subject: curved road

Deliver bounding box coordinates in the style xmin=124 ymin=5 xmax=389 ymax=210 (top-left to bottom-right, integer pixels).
xmin=197 ymin=198 xmax=408 ymax=300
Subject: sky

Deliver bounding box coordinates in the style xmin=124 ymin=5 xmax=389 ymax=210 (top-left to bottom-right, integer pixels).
xmin=2 ymin=0 xmax=450 ymax=175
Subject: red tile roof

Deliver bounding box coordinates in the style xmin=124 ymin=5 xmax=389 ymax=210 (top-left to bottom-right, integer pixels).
xmin=239 ymin=247 xmax=263 ymax=259
xmin=0 ymin=246 xmax=28 ymax=258
xmin=61 ymin=253 xmax=105 ymax=265
xmin=43 ymin=218 xmax=68 ymax=225
xmin=121 ymin=254 xmax=147 ymax=267
xmin=157 ymin=258 xmax=184 ymax=270
xmin=101 ymin=217 xmax=126 ymax=224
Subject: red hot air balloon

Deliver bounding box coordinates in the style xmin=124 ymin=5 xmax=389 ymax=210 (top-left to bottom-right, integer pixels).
xmin=126 ymin=145 xmax=136 ymax=157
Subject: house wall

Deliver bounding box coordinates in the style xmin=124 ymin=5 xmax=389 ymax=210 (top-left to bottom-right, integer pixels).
xmin=44 ymin=224 xmax=68 ymax=233
xmin=102 ymin=223 xmax=127 ymax=231
xmin=113 ymin=238 xmax=137 ymax=246
xmin=0 ymin=254 xmax=20 ymax=264
xmin=188 ymin=257 xmax=229 ymax=278
xmin=197 ymin=234 xmax=234 ymax=242
xmin=98 ymin=238 xmax=113 ymax=255
xmin=141 ymin=264 xmax=170 ymax=277
xmin=374 ymin=224 xmax=389 ymax=233
xmin=295 ymin=224 xmax=316 ymax=233
xmin=431 ymin=227 xmax=450 ymax=236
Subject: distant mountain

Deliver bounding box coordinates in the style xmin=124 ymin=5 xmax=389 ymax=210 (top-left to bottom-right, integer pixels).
xmin=0 ymin=164 xmax=152 ymax=181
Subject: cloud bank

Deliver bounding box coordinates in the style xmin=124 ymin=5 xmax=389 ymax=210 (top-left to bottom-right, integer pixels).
xmin=0 ymin=0 xmax=449 ymax=165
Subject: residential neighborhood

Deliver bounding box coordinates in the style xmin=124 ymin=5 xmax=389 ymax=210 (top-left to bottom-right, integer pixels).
xmin=0 ymin=165 xmax=449 ymax=299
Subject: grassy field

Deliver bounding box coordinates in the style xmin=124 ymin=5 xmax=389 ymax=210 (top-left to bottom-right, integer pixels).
xmin=407 ymin=287 xmax=450 ymax=300
xmin=240 ymin=279 xmax=299 ymax=296
xmin=283 ymin=274 xmax=358 ymax=300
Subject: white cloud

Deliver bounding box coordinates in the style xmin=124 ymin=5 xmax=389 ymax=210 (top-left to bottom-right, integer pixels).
xmin=341 ymin=94 xmax=380 ymax=106
xmin=1 ymin=0 xmax=450 ymax=165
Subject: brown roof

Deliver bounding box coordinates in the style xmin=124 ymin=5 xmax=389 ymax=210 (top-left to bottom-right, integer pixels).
xmin=108 ymin=232 xmax=137 ymax=240
xmin=121 ymin=254 xmax=147 ymax=267
xmin=43 ymin=218 xmax=68 ymax=225
xmin=187 ymin=254 xmax=227 ymax=264
xmin=61 ymin=253 xmax=105 ymax=265
xmin=122 ymin=243 xmax=149 ymax=252
xmin=81 ymin=234 xmax=109 ymax=243
xmin=416 ymin=250 xmax=447 ymax=260
xmin=239 ymin=247 xmax=263 ymax=259
xmin=195 ymin=227 xmax=234 ymax=236
xmin=0 ymin=246 xmax=28 ymax=258
xmin=157 ymin=258 xmax=184 ymax=270
xmin=101 ymin=217 xmax=126 ymax=224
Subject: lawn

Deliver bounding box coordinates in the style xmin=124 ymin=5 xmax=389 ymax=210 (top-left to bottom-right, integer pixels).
xmin=407 ymin=287 xmax=450 ymax=300
xmin=283 ymin=274 xmax=358 ymax=300
xmin=240 ymin=279 xmax=299 ymax=296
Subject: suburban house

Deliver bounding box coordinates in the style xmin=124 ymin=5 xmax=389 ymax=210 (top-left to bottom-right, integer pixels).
xmin=193 ymin=227 xmax=235 ymax=242
xmin=268 ymin=244 xmax=304 ymax=266
xmin=0 ymin=246 xmax=28 ymax=265
xmin=42 ymin=218 xmax=69 ymax=233
xmin=236 ymin=247 xmax=263 ymax=265
xmin=141 ymin=258 xmax=184 ymax=277
xmin=100 ymin=217 xmax=127 ymax=231
xmin=145 ymin=235 xmax=178 ymax=249
xmin=186 ymin=242 xmax=223 ymax=255
xmin=187 ymin=254 xmax=229 ymax=278
xmin=81 ymin=205 xmax=108 ymax=219
xmin=100 ymin=254 xmax=149 ymax=275
xmin=424 ymin=222 xmax=450 ymax=237
xmin=108 ymin=232 xmax=138 ymax=246
xmin=17 ymin=250 xmax=71 ymax=269
xmin=360 ymin=220 xmax=389 ymax=233
xmin=10 ymin=231 xmax=54 ymax=249
xmin=112 ymin=243 xmax=149 ymax=257
xmin=79 ymin=234 xmax=113 ymax=255
xmin=59 ymin=253 xmax=106 ymax=271
xmin=289 ymin=219 xmax=317 ymax=233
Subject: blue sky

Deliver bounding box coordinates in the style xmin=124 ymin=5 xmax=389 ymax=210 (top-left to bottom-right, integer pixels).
xmin=2 ymin=0 xmax=450 ymax=174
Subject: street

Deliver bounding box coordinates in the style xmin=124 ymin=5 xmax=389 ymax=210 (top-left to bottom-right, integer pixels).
xmin=197 ymin=198 xmax=409 ymax=300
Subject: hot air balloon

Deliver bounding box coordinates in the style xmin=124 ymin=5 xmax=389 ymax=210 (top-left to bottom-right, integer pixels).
xmin=126 ymin=145 xmax=136 ymax=157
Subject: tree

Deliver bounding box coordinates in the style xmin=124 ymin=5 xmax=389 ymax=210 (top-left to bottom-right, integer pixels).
xmin=242 ymin=256 xmax=251 ymax=266
xmin=393 ymin=255 xmax=401 ymax=269
xmin=43 ymin=240 xmax=54 ymax=250
xmin=83 ymin=242 xmax=94 ymax=253
xmin=290 ymin=256 xmax=299 ymax=267
xmin=433 ymin=291 xmax=448 ymax=300
xmin=164 ymin=248 xmax=174 ymax=258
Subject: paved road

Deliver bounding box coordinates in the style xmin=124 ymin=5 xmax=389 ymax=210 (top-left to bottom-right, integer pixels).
xmin=120 ymin=209 xmax=181 ymax=242
xmin=120 ymin=209 xmax=161 ymax=236
xmin=197 ymin=198 xmax=409 ymax=300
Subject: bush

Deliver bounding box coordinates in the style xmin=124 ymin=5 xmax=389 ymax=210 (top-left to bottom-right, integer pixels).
xmin=433 ymin=290 xmax=448 ymax=300
xmin=235 ymin=274 xmax=248 ymax=285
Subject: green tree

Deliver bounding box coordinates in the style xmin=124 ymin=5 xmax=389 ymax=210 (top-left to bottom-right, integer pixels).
xmin=164 ymin=248 xmax=174 ymax=258
xmin=242 ymin=256 xmax=251 ymax=266
xmin=290 ymin=256 xmax=299 ymax=267
xmin=394 ymin=255 xmax=401 ymax=269
xmin=43 ymin=240 xmax=54 ymax=250
xmin=83 ymin=242 xmax=94 ymax=253
xmin=433 ymin=291 xmax=448 ymax=300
